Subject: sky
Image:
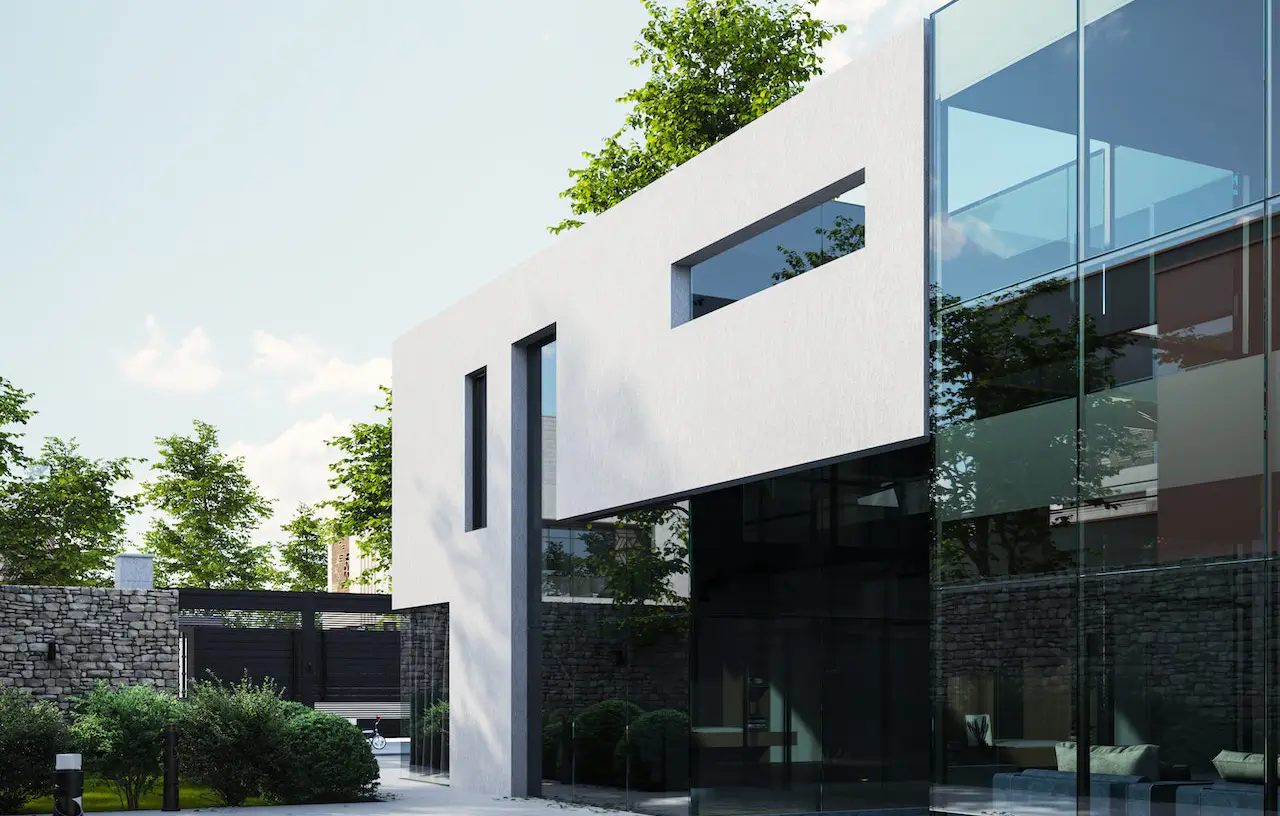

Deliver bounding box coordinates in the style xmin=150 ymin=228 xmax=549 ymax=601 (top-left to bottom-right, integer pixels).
xmin=0 ymin=0 xmax=944 ymax=550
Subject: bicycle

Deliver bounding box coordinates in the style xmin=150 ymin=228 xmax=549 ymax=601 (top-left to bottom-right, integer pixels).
xmin=362 ymin=715 xmax=387 ymax=751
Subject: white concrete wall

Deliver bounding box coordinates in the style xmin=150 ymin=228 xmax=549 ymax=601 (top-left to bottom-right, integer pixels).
xmin=392 ymin=22 xmax=927 ymax=796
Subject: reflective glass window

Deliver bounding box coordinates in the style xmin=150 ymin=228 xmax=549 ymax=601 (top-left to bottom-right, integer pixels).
xmin=934 ymin=270 xmax=1080 ymax=581
xmin=1081 ymin=564 xmax=1264 ymax=816
xmin=1080 ymin=210 xmax=1265 ymax=569
xmin=933 ymin=577 xmax=1077 ymax=813
xmin=933 ymin=0 xmax=1078 ymax=303
xmin=689 ymin=187 xmax=864 ymax=319
xmin=690 ymin=447 xmax=930 ymax=815
xmin=1082 ymin=0 xmax=1265 ymax=257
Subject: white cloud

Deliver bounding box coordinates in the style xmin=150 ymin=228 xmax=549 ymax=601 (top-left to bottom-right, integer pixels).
xmin=252 ymin=331 xmax=390 ymax=403
xmin=818 ymin=0 xmax=947 ymax=69
xmin=118 ymin=315 xmax=223 ymax=393
xmin=229 ymin=414 xmax=349 ymax=540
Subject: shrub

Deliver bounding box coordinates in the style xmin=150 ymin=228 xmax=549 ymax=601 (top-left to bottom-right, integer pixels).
xmin=177 ymin=677 xmax=303 ymax=806
xmin=70 ymin=682 xmax=179 ymax=810
xmin=542 ymin=709 xmax=569 ymax=783
xmin=615 ymin=709 xmax=689 ymax=791
xmin=572 ymin=699 xmax=643 ymax=786
xmin=268 ymin=708 xmax=379 ymax=804
xmin=422 ymin=699 xmax=449 ymax=737
xmin=0 ymin=687 xmax=70 ymax=813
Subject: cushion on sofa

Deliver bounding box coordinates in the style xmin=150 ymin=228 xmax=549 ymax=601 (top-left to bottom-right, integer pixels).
xmin=1212 ymin=750 xmax=1267 ymax=783
xmin=1057 ymin=742 xmax=1160 ymax=779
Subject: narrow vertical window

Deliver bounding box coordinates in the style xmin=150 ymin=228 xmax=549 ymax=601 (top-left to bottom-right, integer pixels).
xmin=466 ymin=368 xmax=487 ymax=531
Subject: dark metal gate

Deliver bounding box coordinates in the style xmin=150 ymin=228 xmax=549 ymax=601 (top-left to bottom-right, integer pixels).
xmin=178 ymin=589 xmax=403 ymax=731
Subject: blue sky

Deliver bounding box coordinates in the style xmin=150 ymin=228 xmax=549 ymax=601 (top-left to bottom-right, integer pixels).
xmin=0 ymin=0 xmax=939 ymax=546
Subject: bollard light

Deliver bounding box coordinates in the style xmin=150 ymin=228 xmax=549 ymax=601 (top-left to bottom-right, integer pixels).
xmin=53 ymin=753 xmax=83 ymax=816
xmin=161 ymin=725 xmax=180 ymax=812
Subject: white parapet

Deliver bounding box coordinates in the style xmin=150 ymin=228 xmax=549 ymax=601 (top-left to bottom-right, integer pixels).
xmin=114 ymin=553 xmax=155 ymax=590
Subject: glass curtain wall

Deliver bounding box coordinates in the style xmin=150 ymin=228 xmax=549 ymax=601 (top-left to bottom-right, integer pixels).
xmin=932 ymin=1 xmax=1273 ymax=815
xmin=536 ymin=338 xmax=693 ymax=816
xmin=402 ymin=603 xmax=450 ymax=783
xmin=689 ymin=445 xmax=931 ymax=816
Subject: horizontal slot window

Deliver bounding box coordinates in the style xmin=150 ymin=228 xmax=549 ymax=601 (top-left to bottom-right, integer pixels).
xmin=687 ymin=184 xmax=865 ymax=320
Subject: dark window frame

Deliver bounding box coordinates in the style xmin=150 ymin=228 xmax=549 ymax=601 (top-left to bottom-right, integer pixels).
xmin=466 ymin=367 xmax=487 ymax=531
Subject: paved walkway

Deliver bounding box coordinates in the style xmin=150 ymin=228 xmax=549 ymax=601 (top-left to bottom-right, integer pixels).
xmin=93 ymin=760 xmax=641 ymax=816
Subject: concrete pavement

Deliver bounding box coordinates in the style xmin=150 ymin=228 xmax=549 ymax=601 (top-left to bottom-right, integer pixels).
xmin=89 ymin=759 xmax=642 ymax=816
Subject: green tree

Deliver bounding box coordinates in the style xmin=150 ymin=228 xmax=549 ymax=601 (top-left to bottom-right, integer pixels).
xmin=551 ymin=0 xmax=845 ymax=234
xmin=0 ymin=437 xmax=141 ymax=587
xmin=773 ymin=214 xmax=865 ymax=282
xmin=279 ymin=503 xmax=328 ymax=593
xmin=141 ymin=420 xmax=277 ymax=589
xmin=325 ymin=386 xmax=391 ymax=588
xmin=71 ymin=683 xmax=179 ymax=811
xmin=932 ymin=280 xmax=1143 ymax=580
xmin=0 ymin=375 xmax=35 ymax=480
xmin=581 ymin=505 xmax=690 ymax=640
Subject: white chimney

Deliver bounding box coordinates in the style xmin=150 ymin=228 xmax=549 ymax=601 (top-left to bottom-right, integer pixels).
xmin=114 ymin=553 xmax=155 ymax=590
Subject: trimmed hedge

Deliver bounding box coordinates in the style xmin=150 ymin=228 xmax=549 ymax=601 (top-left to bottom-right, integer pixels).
xmin=615 ymin=709 xmax=689 ymax=791
xmin=0 ymin=687 xmax=69 ymax=814
xmin=270 ymin=708 xmax=379 ymax=804
xmin=572 ymin=700 xmax=643 ymax=786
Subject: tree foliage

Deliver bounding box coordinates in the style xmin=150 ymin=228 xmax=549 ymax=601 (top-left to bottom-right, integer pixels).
xmin=325 ymin=386 xmax=391 ymax=588
xmin=932 ymin=280 xmax=1143 ymax=580
xmin=0 ymin=437 xmax=141 ymax=587
xmin=580 ymin=506 xmax=690 ymax=641
xmin=179 ymin=677 xmax=300 ymax=807
xmin=279 ymin=503 xmax=329 ymax=593
xmin=142 ymin=420 xmax=277 ymax=589
xmin=551 ymin=0 xmax=845 ymax=233
xmin=773 ymin=215 xmax=865 ymax=282
xmin=71 ymin=682 xmax=179 ymax=811
xmin=0 ymin=376 xmax=35 ymax=480
xmin=0 ymin=687 xmax=69 ymax=813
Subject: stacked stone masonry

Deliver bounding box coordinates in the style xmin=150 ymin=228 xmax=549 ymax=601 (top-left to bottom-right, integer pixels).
xmin=0 ymin=585 xmax=180 ymax=707
xmin=934 ymin=563 xmax=1268 ymax=772
xmin=401 ymin=601 xmax=689 ymax=719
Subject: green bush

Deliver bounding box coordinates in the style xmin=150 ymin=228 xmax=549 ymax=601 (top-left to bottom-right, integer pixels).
xmin=177 ymin=677 xmax=303 ymax=807
xmin=70 ymin=682 xmax=179 ymax=810
xmin=0 ymin=687 xmax=69 ymax=814
xmin=615 ymin=709 xmax=689 ymax=791
xmin=268 ymin=708 xmax=379 ymax=804
xmin=542 ymin=709 xmax=569 ymax=783
xmin=422 ymin=699 xmax=449 ymax=737
xmin=572 ymin=700 xmax=643 ymax=786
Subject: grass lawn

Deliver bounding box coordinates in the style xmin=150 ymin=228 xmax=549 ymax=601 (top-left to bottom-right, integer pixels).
xmin=19 ymin=778 xmax=268 ymax=814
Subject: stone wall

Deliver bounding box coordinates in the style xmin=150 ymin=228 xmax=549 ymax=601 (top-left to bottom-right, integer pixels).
xmin=934 ymin=562 xmax=1267 ymax=771
xmin=542 ymin=601 xmax=688 ymax=715
xmin=0 ymin=585 xmax=180 ymax=707
xmin=401 ymin=602 xmax=449 ymax=704
xmin=400 ymin=601 xmax=689 ymax=720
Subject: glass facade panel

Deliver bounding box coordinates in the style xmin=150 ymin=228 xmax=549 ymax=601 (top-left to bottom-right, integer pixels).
xmin=689 ymin=445 xmax=930 ymax=815
xmin=934 ymin=270 xmax=1080 ymax=581
xmin=539 ymin=506 xmax=691 ymax=815
xmin=933 ymin=577 xmax=1078 ymax=815
xmin=932 ymin=4 xmax=1279 ymax=815
xmin=1082 ymin=0 xmax=1265 ymax=257
xmin=402 ymin=603 xmax=450 ymax=783
xmin=689 ymin=187 xmax=864 ymax=319
xmin=1081 ymin=564 xmax=1265 ymax=816
xmin=1080 ymin=211 xmax=1265 ymax=570
xmin=933 ymin=0 xmax=1078 ymax=304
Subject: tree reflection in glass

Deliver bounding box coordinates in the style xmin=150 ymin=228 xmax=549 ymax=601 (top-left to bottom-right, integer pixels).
xmin=932 ymin=276 xmax=1141 ymax=581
